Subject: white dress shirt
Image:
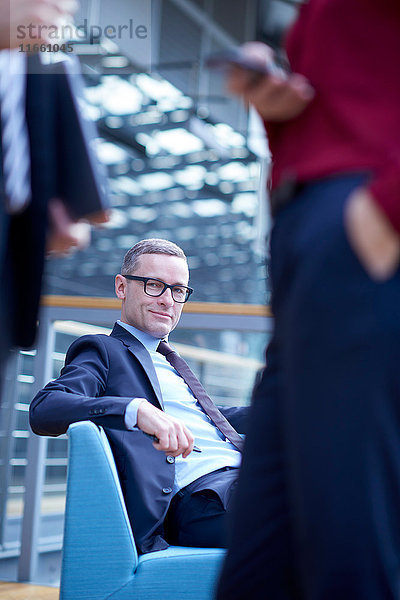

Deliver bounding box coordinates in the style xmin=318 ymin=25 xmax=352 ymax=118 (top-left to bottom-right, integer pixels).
xmin=118 ymin=320 xmax=241 ymax=494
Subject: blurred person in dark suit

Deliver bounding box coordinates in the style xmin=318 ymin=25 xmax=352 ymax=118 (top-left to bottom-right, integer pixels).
xmin=216 ymin=1 xmax=400 ymax=598
xmin=0 ymin=0 xmax=109 ymax=385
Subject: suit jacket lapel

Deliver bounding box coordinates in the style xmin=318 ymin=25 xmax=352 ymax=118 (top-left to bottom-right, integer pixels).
xmin=110 ymin=323 xmax=164 ymax=410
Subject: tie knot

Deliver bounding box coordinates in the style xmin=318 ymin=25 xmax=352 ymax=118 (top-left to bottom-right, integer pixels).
xmin=157 ymin=340 xmax=174 ymax=357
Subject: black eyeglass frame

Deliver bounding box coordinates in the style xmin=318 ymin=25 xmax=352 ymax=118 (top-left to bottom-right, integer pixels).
xmin=124 ymin=275 xmax=194 ymax=303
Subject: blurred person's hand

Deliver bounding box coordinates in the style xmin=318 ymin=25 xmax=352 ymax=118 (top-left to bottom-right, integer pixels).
xmin=227 ymin=42 xmax=314 ymax=122
xmin=345 ymin=187 xmax=400 ymax=281
xmin=0 ymin=0 xmax=78 ymax=50
xmin=46 ymin=197 xmax=109 ymax=257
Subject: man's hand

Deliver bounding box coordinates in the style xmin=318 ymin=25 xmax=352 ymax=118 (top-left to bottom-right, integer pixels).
xmin=344 ymin=187 xmax=400 ymax=281
xmin=136 ymin=400 xmax=194 ymax=458
xmin=46 ymin=198 xmax=110 ymax=257
xmin=46 ymin=197 xmax=90 ymax=256
xmin=0 ymin=0 xmax=78 ymax=50
xmin=226 ymin=42 xmax=314 ymax=122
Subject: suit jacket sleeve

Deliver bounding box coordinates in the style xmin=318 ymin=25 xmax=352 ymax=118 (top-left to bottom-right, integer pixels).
xmin=29 ymin=335 xmax=133 ymax=436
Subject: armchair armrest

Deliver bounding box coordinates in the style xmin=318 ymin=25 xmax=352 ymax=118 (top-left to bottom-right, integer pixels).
xmin=60 ymin=421 xmax=137 ymax=599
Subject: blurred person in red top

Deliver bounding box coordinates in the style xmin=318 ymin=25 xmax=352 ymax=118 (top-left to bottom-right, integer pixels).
xmin=216 ymin=1 xmax=400 ymax=599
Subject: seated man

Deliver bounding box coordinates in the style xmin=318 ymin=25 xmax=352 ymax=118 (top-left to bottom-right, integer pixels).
xmin=30 ymin=238 xmax=248 ymax=554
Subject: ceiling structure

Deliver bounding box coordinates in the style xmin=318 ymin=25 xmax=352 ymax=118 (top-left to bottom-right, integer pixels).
xmin=44 ymin=0 xmax=302 ymax=304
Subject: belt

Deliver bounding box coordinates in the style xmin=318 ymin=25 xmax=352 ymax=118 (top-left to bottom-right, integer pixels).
xmin=173 ymin=466 xmax=238 ymax=503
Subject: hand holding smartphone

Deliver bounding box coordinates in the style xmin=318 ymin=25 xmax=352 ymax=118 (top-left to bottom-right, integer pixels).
xmin=206 ymin=43 xmax=286 ymax=86
xmin=207 ymin=42 xmax=314 ymax=122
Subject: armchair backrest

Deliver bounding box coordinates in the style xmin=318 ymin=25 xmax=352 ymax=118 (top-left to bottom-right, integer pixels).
xmin=60 ymin=421 xmax=138 ymax=599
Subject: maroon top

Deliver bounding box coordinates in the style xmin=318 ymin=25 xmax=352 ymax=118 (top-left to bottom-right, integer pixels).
xmin=266 ymin=0 xmax=400 ymax=231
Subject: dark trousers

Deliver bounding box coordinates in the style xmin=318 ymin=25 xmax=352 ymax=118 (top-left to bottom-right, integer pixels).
xmin=217 ymin=174 xmax=400 ymax=599
xmin=164 ymin=466 xmax=239 ymax=548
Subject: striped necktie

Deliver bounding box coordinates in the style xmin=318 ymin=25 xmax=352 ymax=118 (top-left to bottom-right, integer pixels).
xmin=0 ymin=51 xmax=31 ymax=214
xmin=157 ymin=341 xmax=244 ymax=451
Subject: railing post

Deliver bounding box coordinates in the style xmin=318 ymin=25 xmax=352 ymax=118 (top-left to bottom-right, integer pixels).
xmin=0 ymin=351 xmax=21 ymax=547
xmin=18 ymin=315 xmax=55 ymax=582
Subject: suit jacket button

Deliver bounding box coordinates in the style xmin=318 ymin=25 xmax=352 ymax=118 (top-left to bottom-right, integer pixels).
xmin=166 ymin=456 xmax=175 ymax=464
xmin=162 ymin=487 xmax=173 ymax=494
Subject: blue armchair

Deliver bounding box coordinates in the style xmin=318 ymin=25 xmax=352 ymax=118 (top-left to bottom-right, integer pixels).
xmin=60 ymin=421 xmax=225 ymax=600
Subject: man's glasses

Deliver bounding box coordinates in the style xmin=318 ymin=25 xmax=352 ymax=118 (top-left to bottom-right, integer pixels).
xmin=124 ymin=275 xmax=193 ymax=303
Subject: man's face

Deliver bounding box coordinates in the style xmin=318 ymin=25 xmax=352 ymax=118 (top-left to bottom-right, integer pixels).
xmin=115 ymin=253 xmax=190 ymax=338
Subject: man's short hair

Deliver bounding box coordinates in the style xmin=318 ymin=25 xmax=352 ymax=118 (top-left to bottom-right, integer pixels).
xmin=121 ymin=239 xmax=187 ymax=275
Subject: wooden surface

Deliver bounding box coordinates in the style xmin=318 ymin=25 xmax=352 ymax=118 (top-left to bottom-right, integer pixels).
xmin=0 ymin=582 xmax=59 ymax=599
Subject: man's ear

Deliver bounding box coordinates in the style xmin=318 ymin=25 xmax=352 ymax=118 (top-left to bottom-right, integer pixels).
xmin=115 ymin=274 xmax=127 ymax=300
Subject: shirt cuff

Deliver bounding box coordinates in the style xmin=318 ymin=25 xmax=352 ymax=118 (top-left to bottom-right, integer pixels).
xmin=124 ymin=398 xmax=147 ymax=430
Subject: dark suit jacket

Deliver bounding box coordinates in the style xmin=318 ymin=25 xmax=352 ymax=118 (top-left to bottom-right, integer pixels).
xmin=30 ymin=323 xmax=248 ymax=553
xmin=0 ymin=60 xmax=46 ymax=358
xmin=2 ymin=54 xmax=108 ymax=354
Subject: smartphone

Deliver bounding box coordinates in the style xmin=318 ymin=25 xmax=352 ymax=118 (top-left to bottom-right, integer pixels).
xmin=206 ymin=48 xmax=280 ymax=76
